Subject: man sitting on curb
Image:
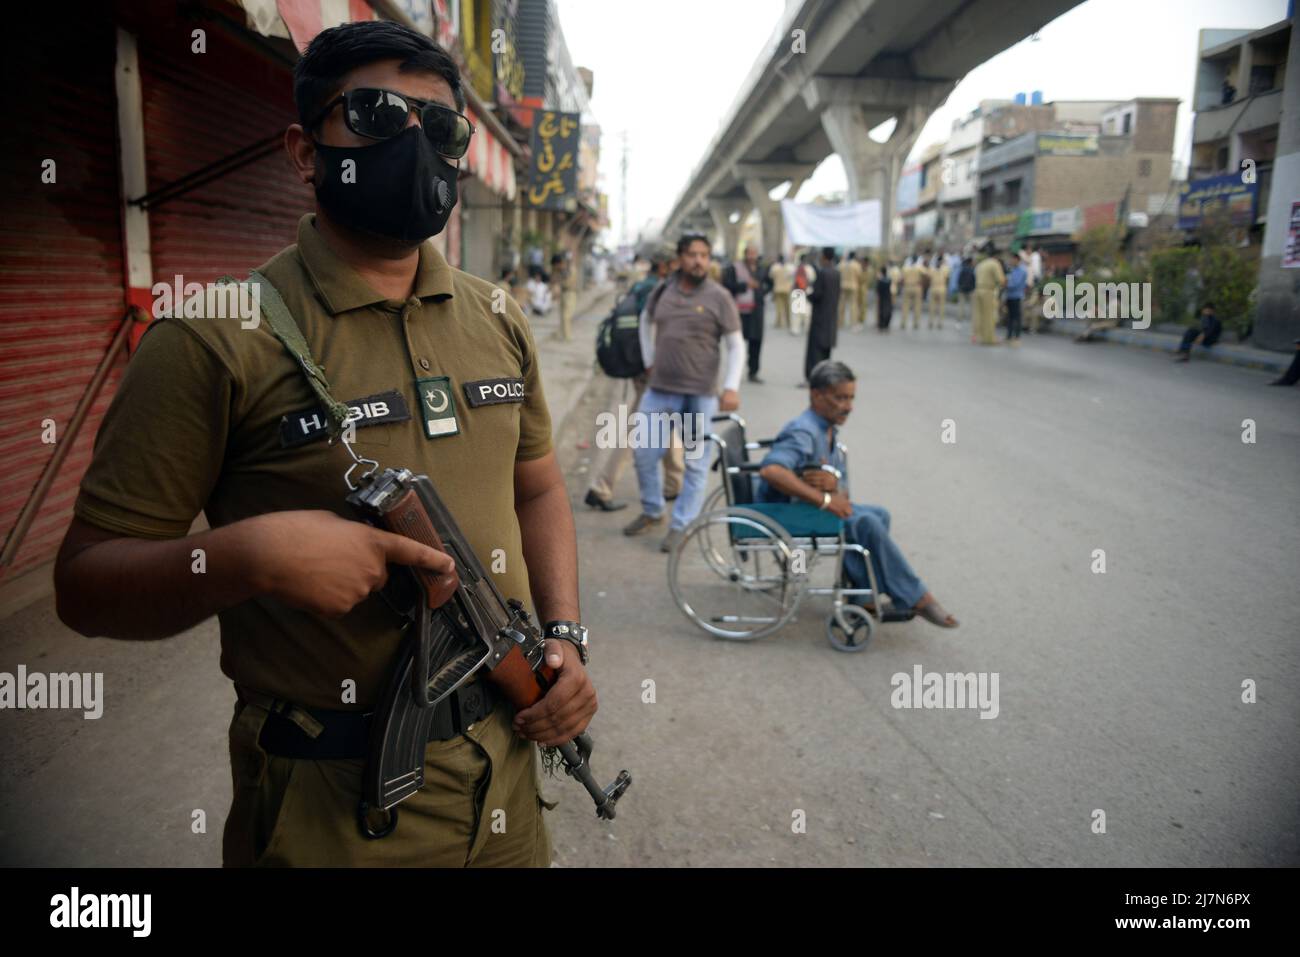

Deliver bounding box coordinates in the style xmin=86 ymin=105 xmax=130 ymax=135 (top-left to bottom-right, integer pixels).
xmin=1173 ymin=303 xmax=1222 ymax=362
xmin=755 ymin=360 xmax=958 ymax=629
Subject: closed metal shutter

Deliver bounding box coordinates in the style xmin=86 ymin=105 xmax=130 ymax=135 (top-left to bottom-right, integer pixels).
xmin=139 ymin=37 xmax=311 ymax=290
xmin=0 ymin=12 xmax=126 ymax=579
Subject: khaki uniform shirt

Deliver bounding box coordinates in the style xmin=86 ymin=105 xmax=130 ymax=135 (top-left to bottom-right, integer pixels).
xmin=75 ymin=215 xmax=553 ymax=711
xmin=769 ymin=262 xmax=793 ymax=294
xmin=975 ymin=255 xmax=1006 ymax=291
xmin=838 ymin=259 xmax=861 ymax=291
xmin=901 ymin=263 xmax=924 ymax=289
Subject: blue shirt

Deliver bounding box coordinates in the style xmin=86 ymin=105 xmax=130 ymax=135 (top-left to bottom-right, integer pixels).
xmin=1006 ymin=264 xmax=1028 ymax=300
xmin=756 ymin=407 xmax=850 ymax=503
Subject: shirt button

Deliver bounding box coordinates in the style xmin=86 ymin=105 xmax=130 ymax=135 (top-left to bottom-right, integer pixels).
xmin=419 ymin=358 xmax=431 ymax=371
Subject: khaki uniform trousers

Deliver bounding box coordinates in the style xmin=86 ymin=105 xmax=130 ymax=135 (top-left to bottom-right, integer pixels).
xmin=901 ymin=286 xmax=923 ymax=329
xmin=773 ymin=291 xmax=791 ymax=329
xmin=973 ymin=289 xmax=999 ymax=345
xmin=840 ymin=287 xmax=858 ymax=328
xmin=589 ymin=373 xmax=684 ymax=501
xmin=928 ymin=287 xmax=946 ymax=328
xmin=222 ymin=694 xmax=552 ymax=867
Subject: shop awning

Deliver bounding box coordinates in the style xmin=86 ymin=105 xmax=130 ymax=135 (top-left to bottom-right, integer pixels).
xmin=465 ymin=107 xmax=517 ymax=201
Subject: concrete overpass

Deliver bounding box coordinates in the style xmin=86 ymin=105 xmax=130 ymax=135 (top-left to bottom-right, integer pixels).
xmin=665 ymin=0 xmax=1086 ymax=255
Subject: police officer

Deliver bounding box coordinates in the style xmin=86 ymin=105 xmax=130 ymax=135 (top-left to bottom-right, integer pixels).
xmin=53 ymin=21 xmax=596 ymax=867
xmin=973 ymin=242 xmax=1006 ymax=346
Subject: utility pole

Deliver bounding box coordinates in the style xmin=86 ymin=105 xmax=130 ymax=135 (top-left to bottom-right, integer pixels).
xmin=620 ymin=129 xmax=629 ymax=247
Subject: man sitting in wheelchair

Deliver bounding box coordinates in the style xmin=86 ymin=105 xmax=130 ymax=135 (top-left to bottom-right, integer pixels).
xmin=755 ymin=360 xmax=959 ymax=629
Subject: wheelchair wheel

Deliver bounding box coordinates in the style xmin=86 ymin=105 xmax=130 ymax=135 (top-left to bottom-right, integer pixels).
xmin=826 ymin=604 xmax=874 ymax=653
xmin=668 ymin=508 xmax=803 ymax=641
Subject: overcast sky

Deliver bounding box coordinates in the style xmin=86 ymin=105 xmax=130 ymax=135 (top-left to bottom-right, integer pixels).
xmin=555 ymin=0 xmax=1291 ymax=246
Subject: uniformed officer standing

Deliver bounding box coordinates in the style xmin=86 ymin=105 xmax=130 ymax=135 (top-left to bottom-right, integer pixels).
xmin=54 ymin=21 xmax=596 ymax=867
xmin=899 ymin=256 xmax=925 ymax=330
xmin=837 ymin=251 xmax=861 ymax=329
xmin=769 ymin=254 xmax=793 ymax=331
xmin=973 ymin=243 xmax=1006 ymax=346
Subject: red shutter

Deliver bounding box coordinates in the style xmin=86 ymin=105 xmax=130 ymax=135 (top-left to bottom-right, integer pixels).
xmin=0 ymin=11 xmax=126 ymax=579
xmin=139 ymin=38 xmax=312 ymax=288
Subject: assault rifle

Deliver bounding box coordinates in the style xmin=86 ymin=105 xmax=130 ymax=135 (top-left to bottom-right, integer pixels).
xmin=346 ymin=467 xmax=631 ymax=839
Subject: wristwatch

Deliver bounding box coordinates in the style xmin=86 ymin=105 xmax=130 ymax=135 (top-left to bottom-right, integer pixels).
xmin=543 ymin=620 xmax=589 ymax=666
xmin=819 ymin=491 xmax=832 ymax=510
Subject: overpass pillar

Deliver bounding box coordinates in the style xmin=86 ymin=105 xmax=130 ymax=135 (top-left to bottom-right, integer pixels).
xmin=742 ymin=173 xmax=809 ymax=258
xmin=707 ymin=199 xmax=749 ymax=261
xmin=820 ymin=102 xmax=929 ymax=255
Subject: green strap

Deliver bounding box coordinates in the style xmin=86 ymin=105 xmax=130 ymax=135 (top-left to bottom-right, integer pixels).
xmin=245 ymin=269 xmax=351 ymax=438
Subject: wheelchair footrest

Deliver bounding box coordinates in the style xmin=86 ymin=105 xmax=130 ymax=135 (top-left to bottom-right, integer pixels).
xmin=880 ymin=607 xmax=915 ymax=623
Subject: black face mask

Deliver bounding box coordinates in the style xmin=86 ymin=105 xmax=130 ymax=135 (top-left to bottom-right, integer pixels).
xmin=313 ymin=126 xmax=459 ymax=243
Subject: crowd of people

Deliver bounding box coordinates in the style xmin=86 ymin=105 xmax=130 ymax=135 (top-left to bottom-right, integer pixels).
xmin=583 ymin=231 xmax=960 ymax=629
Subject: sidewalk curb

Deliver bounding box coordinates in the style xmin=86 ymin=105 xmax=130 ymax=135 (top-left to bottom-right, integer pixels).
xmin=1045 ymin=317 xmax=1291 ymax=373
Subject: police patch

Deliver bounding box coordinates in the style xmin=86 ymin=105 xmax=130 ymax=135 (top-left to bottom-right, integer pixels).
xmin=462 ymin=377 xmax=526 ymax=408
xmin=279 ymin=390 xmax=410 ymax=448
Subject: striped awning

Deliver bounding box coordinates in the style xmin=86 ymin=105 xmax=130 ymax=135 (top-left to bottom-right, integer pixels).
xmin=464 ymin=107 xmax=517 ymax=201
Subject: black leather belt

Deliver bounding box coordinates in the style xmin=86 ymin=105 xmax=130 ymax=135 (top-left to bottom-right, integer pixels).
xmin=246 ymin=681 xmax=499 ymax=760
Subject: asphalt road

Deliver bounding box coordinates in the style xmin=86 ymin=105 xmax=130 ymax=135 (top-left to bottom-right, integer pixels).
xmin=546 ymin=310 xmax=1300 ymax=867
xmin=2 ymin=304 xmax=1297 ymax=867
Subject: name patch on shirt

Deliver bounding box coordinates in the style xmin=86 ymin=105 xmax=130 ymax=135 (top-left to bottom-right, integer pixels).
xmin=462 ymin=377 xmax=526 ymax=408
xmin=279 ymin=390 xmax=410 ymax=448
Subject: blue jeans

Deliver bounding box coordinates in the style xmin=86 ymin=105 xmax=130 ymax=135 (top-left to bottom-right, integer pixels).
xmin=841 ymin=504 xmax=927 ymax=609
xmin=633 ymin=388 xmax=718 ymax=531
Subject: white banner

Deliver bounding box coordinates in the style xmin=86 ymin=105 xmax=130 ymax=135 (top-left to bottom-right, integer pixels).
xmin=781 ymin=199 xmax=882 ymax=248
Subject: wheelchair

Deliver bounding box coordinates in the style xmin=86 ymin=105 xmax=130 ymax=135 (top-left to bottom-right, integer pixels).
xmin=666 ymin=414 xmax=914 ymax=652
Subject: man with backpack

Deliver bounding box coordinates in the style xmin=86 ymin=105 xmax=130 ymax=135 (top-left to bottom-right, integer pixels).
xmin=957 ymin=256 xmax=976 ymax=325
xmin=586 ymin=244 xmax=684 ymax=511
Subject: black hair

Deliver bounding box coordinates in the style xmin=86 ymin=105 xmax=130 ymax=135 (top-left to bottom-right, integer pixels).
xmin=294 ymin=20 xmax=466 ymax=129
xmin=1202 ymin=301 xmax=1215 ymax=310
xmin=821 ymin=246 xmax=836 ymax=260
xmin=678 ymin=232 xmax=710 ymax=255
xmin=551 ymin=253 xmax=565 ymax=265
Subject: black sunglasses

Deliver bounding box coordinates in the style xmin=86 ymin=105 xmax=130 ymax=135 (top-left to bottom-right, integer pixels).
xmin=309 ymin=87 xmax=474 ymax=159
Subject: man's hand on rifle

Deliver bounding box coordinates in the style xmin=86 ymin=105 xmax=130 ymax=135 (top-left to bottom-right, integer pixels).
xmin=512 ymin=640 xmax=597 ymax=746
xmin=248 ymin=510 xmax=455 ymax=619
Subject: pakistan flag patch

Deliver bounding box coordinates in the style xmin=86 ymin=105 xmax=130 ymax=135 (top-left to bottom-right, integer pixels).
xmin=415 ymin=375 xmax=460 ymax=439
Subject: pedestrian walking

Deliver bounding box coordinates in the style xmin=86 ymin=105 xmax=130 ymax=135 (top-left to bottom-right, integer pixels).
xmin=723 ymin=244 xmax=771 ymax=384
xmin=803 ymin=246 xmax=841 ymax=384
xmin=973 ymin=243 xmax=1005 ymax=345
xmin=586 ymin=243 xmax=684 ymax=512
xmin=624 ymin=232 xmax=745 ymax=553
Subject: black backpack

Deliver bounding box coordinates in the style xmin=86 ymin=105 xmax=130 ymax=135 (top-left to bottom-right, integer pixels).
xmin=958 ymin=263 xmax=976 ymax=293
xmin=595 ymin=282 xmax=666 ymax=378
